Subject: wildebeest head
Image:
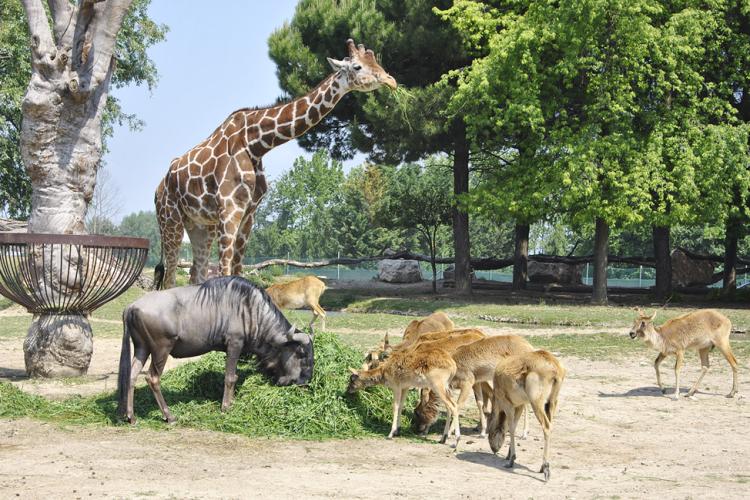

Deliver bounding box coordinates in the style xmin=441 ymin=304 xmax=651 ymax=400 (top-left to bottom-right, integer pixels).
xmin=629 ymin=308 xmax=657 ymax=339
xmin=273 ymin=328 xmax=314 ymax=386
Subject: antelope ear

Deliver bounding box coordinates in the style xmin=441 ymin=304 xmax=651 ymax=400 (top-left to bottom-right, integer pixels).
xmin=348 ymin=367 xmax=358 ymax=375
xmin=327 ymin=57 xmax=345 ymax=71
xmin=649 ymin=311 xmax=657 ymax=321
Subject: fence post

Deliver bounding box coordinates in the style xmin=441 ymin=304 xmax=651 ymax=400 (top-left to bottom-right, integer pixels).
xmin=639 ymin=265 xmax=642 ymax=288
xmin=585 ymin=263 xmax=589 ymax=285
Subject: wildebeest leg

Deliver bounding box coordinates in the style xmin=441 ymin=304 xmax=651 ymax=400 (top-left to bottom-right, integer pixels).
xmin=146 ymin=351 xmax=174 ymax=423
xmin=687 ymin=347 xmax=711 ymax=398
xmin=221 ymin=344 xmax=242 ymax=411
xmin=126 ymin=349 xmax=149 ymax=424
xmin=654 ymin=352 xmax=667 ymax=393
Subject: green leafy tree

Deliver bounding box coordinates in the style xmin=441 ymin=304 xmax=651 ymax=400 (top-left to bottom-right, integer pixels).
xmin=378 ymin=161 xmax=453 ymax=292
xmin=118 ymin=210 xmax=161 ymax=266
xmin=269 ymin=0 xmax=476 ymax=293
xmin=247 ymin=151 xmax=345 ymax=259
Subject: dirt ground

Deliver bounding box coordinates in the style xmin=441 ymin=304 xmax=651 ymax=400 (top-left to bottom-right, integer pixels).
xmin=1 ymin=332 xmax=749 ymax=499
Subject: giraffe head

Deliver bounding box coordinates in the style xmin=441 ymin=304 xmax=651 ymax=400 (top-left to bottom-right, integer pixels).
xmin=327 ymin=39 xmax=397 ymax=92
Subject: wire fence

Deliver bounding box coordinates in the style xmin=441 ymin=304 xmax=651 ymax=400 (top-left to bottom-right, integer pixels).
xmin=241 ymin=255 xmax=750 ymax=289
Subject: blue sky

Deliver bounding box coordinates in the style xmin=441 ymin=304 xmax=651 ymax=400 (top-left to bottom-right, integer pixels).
xmin=104 ymin=1 xmax=353 ymax=219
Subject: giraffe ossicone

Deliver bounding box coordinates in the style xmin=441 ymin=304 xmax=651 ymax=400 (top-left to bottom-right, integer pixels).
xmin=154 ymin=39 xmax=397 ymax=289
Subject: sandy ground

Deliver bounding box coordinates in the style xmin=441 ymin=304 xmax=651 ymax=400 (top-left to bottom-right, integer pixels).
xmin=1 ymin=331 xmax=749 ymax=499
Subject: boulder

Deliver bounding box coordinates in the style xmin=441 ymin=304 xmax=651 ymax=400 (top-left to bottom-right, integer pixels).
xmin=528 ymin=261 xmax=582 ymax=285
xmin=442 ymin=265 xmax=476 ymax=281
xmin=378 ymin=259 xmax=423 ymax=283
xmin=671 ymin=248 xmax=715 ymax=287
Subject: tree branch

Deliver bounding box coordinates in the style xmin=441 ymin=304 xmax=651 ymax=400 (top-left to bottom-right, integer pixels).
xmin=71 ymin=0 xmax=133 ymax=99
xmin=48 ymin=0 xmax=76 ymax=46
xmin=21 ymin=0 xmax=57 ymax=67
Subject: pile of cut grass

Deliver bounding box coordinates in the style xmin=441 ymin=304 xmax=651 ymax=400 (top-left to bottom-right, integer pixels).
xmin=0 ymin=332 xmax=416 ymax=439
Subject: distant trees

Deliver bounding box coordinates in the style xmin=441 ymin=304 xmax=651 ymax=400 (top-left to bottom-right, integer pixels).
xmin=440 ymin=0 xmax=750 ymax=301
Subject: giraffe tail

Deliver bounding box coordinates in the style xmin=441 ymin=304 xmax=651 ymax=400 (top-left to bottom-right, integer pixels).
xmin=154 ymin=262 xmax=165 ymax=290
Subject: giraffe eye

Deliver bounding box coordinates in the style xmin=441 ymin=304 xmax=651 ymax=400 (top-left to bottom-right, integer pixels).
xmin=352 ymin=64 xmax=362 ymax=71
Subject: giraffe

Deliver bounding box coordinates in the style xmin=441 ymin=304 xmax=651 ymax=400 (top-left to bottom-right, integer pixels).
xmin=154 ymin=39 xmax=397 ymax=289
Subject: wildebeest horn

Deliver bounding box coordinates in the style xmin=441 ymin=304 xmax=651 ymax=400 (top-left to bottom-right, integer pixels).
xmin=648 ymin=310 xmax=657 ymax=321
xmin=291 ymin=331 xmax=311 ymax=344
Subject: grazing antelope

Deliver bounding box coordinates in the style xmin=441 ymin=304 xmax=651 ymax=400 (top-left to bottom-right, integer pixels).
xmin=402 ymin=311 xmax=455 ymax=345
xmin=363 ymin=328 xmax=485 ymax=370
xmin=347 ymin=342 xmax=461 ymax=440
xmin=488 ymin=350 xmax=566 ymax=482
xmin=266 ymin=276 xmax=327 ymax=333
xmin=445 ymin=335 xmax=534 ymax=448
xmin=629 ymin=308 xmax=739 ymax=400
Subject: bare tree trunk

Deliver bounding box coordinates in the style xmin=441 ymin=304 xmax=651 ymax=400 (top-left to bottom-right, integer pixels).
xmin=452 ymin=121 xmax=471 ymax=295
xmin=20 ymin=0 xmax=134 ymax=377
xmin=723 ymin=216 xmax=739 ymax=294
xmin=591 ymin=217 xmax=609 ymax=305
xmin=512 ymin=223 xmax=529 ymax=290
xmin=653 ymin=225 xmax=672 ymax=301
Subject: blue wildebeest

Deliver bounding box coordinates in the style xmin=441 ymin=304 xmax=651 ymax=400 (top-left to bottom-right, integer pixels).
xmin=117 ymin=276 xmax=314 ymax=423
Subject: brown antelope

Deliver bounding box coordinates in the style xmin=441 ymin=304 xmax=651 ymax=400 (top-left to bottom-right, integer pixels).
xmin=402 ymin=311 xmax=455 ymax=345
xmin=361 ymin=312 xmax=456 ymax=369
xmin=266 ymin=276 xmax=327 ymax=333
xmin=445 ymin=335 xmax=535 ymax=448
xmin=629 ymin=308 xmax=739 ymax=400
xmin=488 ymin=350 xmax=566 ymax=482
xmin=362 ymin=328 xmax=484 ymax=370
xmin=347 ymin=342 xmax=461 ymax=441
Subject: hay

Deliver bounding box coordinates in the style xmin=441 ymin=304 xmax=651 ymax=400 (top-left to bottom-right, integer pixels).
xmin=0 ymin=332 xmax=418 ymax=439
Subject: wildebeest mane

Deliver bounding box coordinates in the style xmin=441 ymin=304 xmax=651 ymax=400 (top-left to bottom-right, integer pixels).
xmin=195 ymin=276 xmax=299 ymax=382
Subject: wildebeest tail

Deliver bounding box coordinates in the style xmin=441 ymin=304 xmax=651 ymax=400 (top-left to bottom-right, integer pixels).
xmin=117 ymin=308 xmax=134 ymax=417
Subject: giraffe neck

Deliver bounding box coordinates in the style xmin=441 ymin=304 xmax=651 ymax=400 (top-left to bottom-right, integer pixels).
xmin=247 ymin=72 xmax=350 ymax=159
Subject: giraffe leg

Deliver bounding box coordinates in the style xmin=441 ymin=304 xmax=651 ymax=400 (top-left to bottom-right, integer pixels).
xmin=185 ymin=224 xmax=214 ymax=284
xmin=157 ymin=204 xmax=184 ymax=289
xmin=231 ymin=213 xmax=255 ymax=276
xmin=218 ymin=207 xmax=245 ymax=276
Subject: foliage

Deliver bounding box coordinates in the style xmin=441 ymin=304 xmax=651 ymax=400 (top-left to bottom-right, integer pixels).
xmin=268 ymin=0 xmax=472 ymax=163
xmin=118 ymin=210 xmax=162 ymax=266
xmin=443 ymin=0 xmax=750 ymax=236
xmin=0 ymin=0 xmax=167 ymax=218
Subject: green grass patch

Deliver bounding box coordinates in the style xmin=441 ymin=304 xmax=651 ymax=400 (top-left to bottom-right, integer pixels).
xmin=0 ymin=332 xmax=415 ymax=440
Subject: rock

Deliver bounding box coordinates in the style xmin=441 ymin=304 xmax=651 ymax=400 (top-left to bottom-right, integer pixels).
xmin=671 ymin=248 xmax=715 ymax=287
xmin=442 ymin=265 xmax=476 ymax=281
xmin=528 ymin=261 xmax=582 ymax=285
xmin=134 ymin=272 xmax=154 ymax=290
xmin=377 ymin=259 xmax=423 ymax=283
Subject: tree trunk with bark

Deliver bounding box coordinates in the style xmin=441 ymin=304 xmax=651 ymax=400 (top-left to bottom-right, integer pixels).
xmin=591 ymin=217 xmax=609 ymax=305
xmin=653 ymin=225 xmax=672 ymax=301
xmin=723 ymin=216 xmax=740 ymax=294
xmin=452 ymin=121 xmax=471 ymax=295
xmin=20 ymin=0 xmax=134 ymax=377
xmin=512 ymin=223 xmax=529 ymax=290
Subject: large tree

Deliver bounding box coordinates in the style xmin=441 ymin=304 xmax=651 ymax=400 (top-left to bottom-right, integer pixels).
xmin=2 ymin=0 xmax=163 ymax=218
xmin=15 ymin=0 xmax=165 ymax=377
xmin=269 ymin=0 xmax=476 ymax=294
